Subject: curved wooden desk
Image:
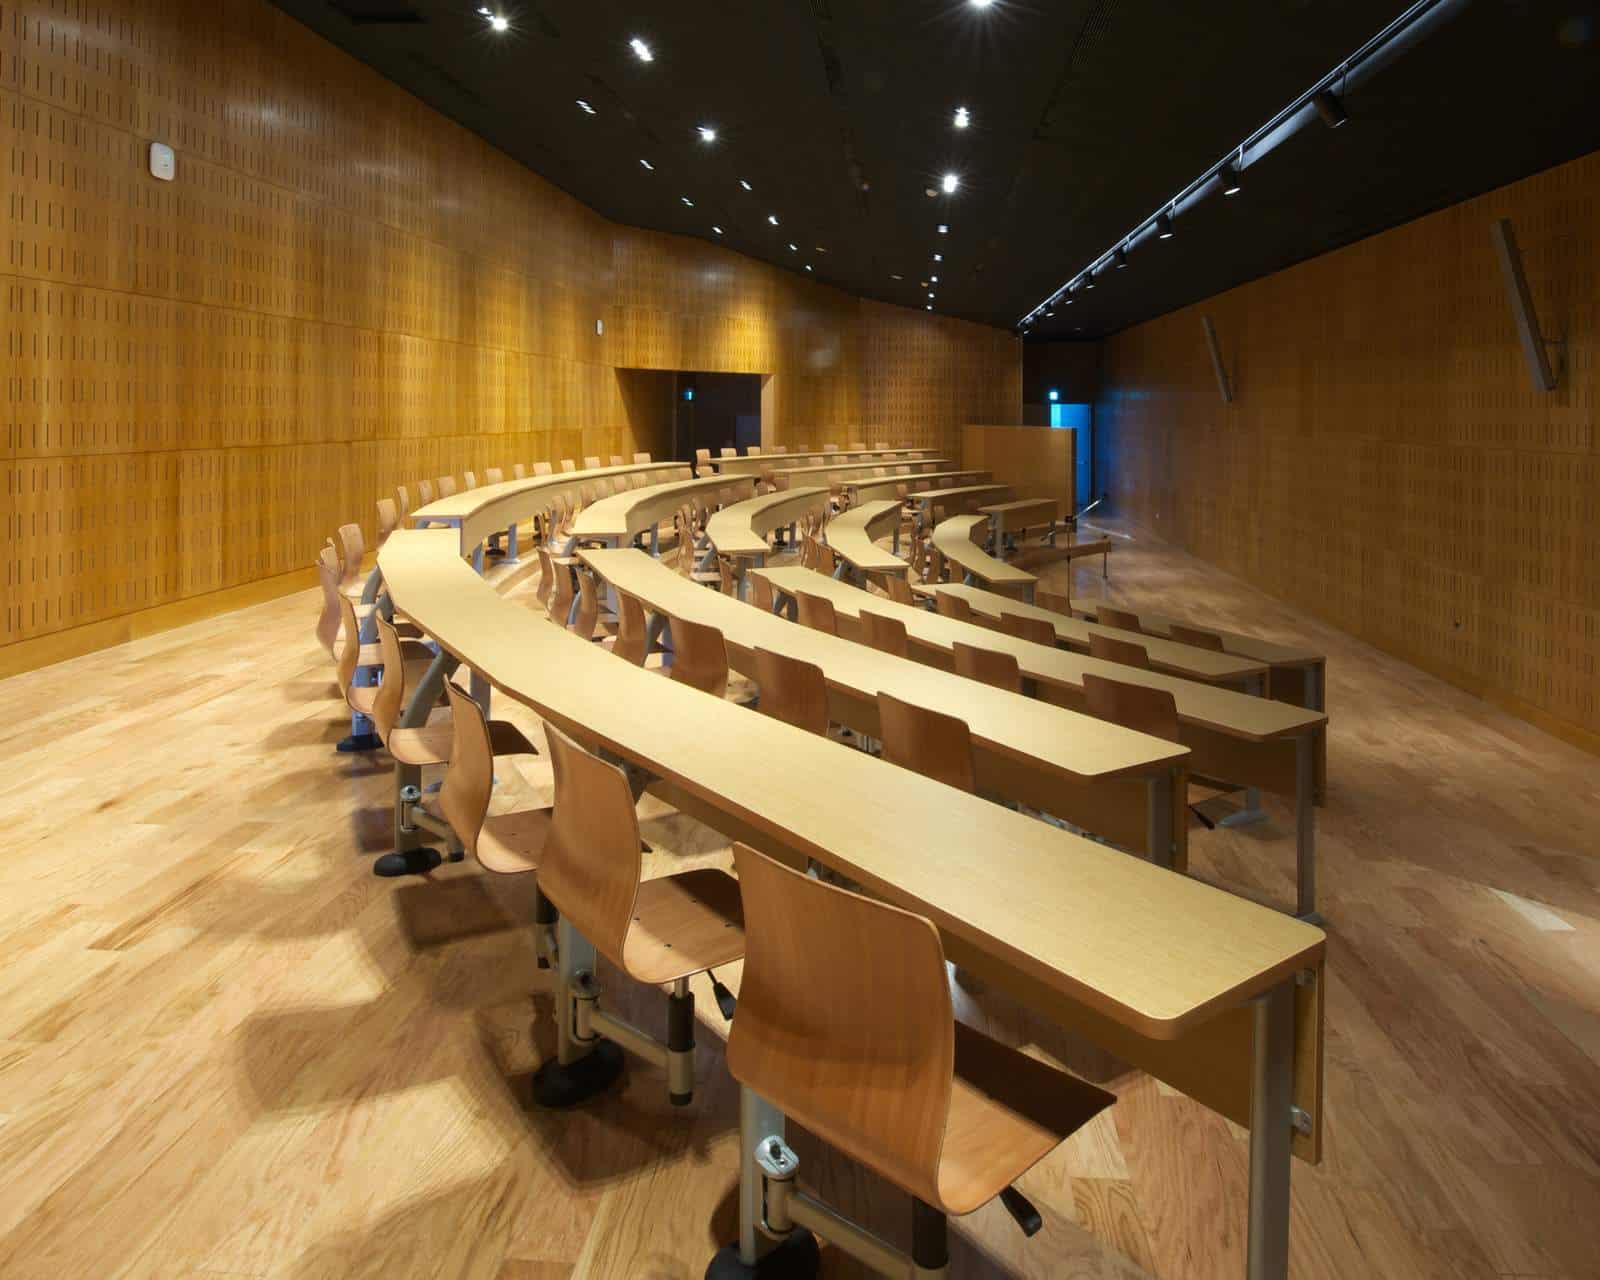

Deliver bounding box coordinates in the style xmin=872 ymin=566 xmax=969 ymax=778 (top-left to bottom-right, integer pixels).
xmin=932 ymin=583 xmax=1270 ymax=686
xmin=582 ymin=547 xmax=1189 ymax=861
xmin=931 ymin=514 xmax=1039 ymax=601
xmin=409 ymin=460 xmax=685 ymax=565
xmin=572 ymin=474 xmax=756 ymax=548
xmin=705 ymin=487 xmax=830 ymax=562
xmin=769 ymin=458 xmax=951 ymax=491
xmin=846 ymin=469 xmax=991 ymax=503
xmin=714 ymin=448 xmax=936 ymax=477
xmin=910 ymin=483 xmax=1010 ymax=517
xmin=378 ymin=528 xmax=1324 ymax=1277
xmin=980 ymin=497 xmax=1059 ymax=550
xmin=756 ymin=565 xmax=1329 ymax=922
xmin=824 ymin=500 xmax=910 ymax=578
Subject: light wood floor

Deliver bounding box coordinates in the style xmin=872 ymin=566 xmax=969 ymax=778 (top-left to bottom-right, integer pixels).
xmin=1 ymin=523 xmax=1596 ymax=1279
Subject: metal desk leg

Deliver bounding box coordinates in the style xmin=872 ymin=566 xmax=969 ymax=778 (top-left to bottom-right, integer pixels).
xmin=472 ymin=544 xmax=485 ymax=575
xmin=1247 ymin=981 xmax=1295 ymax=1280
xmin=1145 ymin=768 xmax=1176 ymax=869
xmin=375 ymin=649 xmax=459 ymax=877
xmin=470 ymin=666 xmax=491 ymax=719
xmin=531 ymin=917 xmax=624 ymax=1107
xmin=503 ymin=523 xmax=520 ymax=566
xmin=1221 ymin=673 xmax=1268 ymax=828
xmin=649 ymin=525 xmax=660 ymax=557
xmin=1294 ymin=733 xmax=1320 ymax=924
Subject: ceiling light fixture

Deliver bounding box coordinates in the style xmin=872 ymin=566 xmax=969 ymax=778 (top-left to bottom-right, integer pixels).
xmin=575 ymin=99 xmax=595 ymax=114
xmin=639 ymin=159 xmax=654 ymax=171
xmin=712 ymin=225 xmax=723 ymax=235
xmin=1083 ymin=270 xmax=1095 ymax=290
xmin=767 ymin=214 xmax=779 ymax=226
xmin=805 ymin=264 xmax=813 ymax=272
xmin=891 ymin=273 xmax=904 ymax=281
xmin=1114 ymin=246 xmax=1128 ymax=269
xmin=489 ymin=13 xmax=509 ymax=32
xmin=953 ymin=106 xmax=971 ymax=129
xmin=930 ymin=275 xmax=939 ymax=283
xmin=629 ymin=37 xmax=653 ymax=62
xmin=936 ymin=224 xmax=949 ymax=234
xmin=787 ymin=242 xmax=798 ymax=251
xmin=1219 ymin=160 xmax=1243 ymax=195
xmin=941 ymin=172 xmax=960 ymax=194
xmin=1313 ymin=88 xmax=1348 ymax=128
xmin=697 ymin=126 xmax=717 ymax=143
xmin=1156 ymin=211 xmax=1174 ymax=239
xmin=739 ymin=179 xmax=752 ymax=191
xmin=680 ymin=196 xmax=694 ymax=206
xmin=970 ymin=0 xmax=995 ymax=8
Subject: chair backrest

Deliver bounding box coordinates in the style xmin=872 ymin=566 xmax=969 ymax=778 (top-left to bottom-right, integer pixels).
xmin=847 ymin=440 xmax=866 ymax=451
xmin=560 ymin=459 xmax=577 ymax=472
xmin=462 ymin=471 xmax=477 ymax=490
xmin=795 ymin=591 xmax=838 ymax=636
xmin=335 ymin=594 xmax=365 ymax=702
xmin=720 ymin=447 xmax=738 ymax=457
xmin=513 ymin=464 xmax=527 ymax=479
xmin=1035 ymin=590 xmax=1071 ymax=614
xmin=533 ymin=461 xmax=554 ymax=476
xmin=953 ymin=641 xmax=1022 ymax=693
xmin=547 ymin=553 xmax=577 ymax=623
xmin=370 ymin=614 xmax=413 ymax=740
xmin=755 ymin=648 xmax=829 ymax=735
xmin=315 ymin=545 xmax=342 ymax=656
xmin=821 ymin=443 xmax=838 ymax=452
xmin=816 ymin=542 xmax=838 ymax=576
xmin=607 ymin=454 xmax=623 ymax=467
xmin=437 ymin=682 xmax=494 ymax=859
xmin=668 ymin=615 xmax=729 ymax=698
xmin=934 ymin=592 xmax=972 ymax=623
xmin=695 ymin=448 xmax=712 ymax=466
xmin=535 ymin=545 xmax=556 ymax=608
xmin=583 ymin=455 xmax=602 ymax=470
xmin=336 ymin=523 xmax=365 ymax=587
xmin=876 ymin=691 xmax=975 ymax=793
xmin=614 ymin=592 xmax=650 ymax=666
xmin=1098 ymin=605 xmax=1143 ymax=634
xmin=571 ymin=567 xmax=600 ymax=641
xmin=1082 ymin=672 xmax=1180 ymax=743
xmin=800 ymin=535 xmax=820 ymax=570
xmin=633 ymin=451 xmax=651 ymax=463
xmin=750 ymin=572 xmax=776 ymax=613
xmin=394 ymin=486 xmax=411 ymax=519
xmin=885 ymin=575 xmax=915 ymax=606
xmin=1169 ymin=623 xmax=1225 ymax=651
xmin=416 ymin=479 xmax=434 ymax=506
xmin=485 ymin=467 xmax=504 ymax=485
xmin=436 ymin=475 xmax=457 ymax=498
xmin=375 ymin=498 xmax=400 ymax=546
xmin=771 ymin=444 xmax=787 ymax=454
xmin=726 ymin=842 xmax=953 ymax=1208
xmin=860 ymin=609 xmax=908 ymax=658
xmin=537 ymin=722 xmax=647 ymax=969
xmin=1088 ymin=632 xmax=1151 ymax=669
xmin=1000 ymin=612 xmax=1058 ymax=647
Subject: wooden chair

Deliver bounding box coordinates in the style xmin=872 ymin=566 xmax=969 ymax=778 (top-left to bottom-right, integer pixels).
xmin=394 ymin=486 xmax=411 ymax=522
xmin=1082 ymin=673 xmax=1238 ymax=829
xmin=633 ymin=451 xmax=651 ymax=463
xmin=719 ymin=447 xmax=738 ymax=458
xmin=333 ymin=522 xmax=366 ymax=598
xmin=815 ymin=542 xmax=838 ymax=577
xmin=859 ymin=609 xmax=909 ymax=659
xmin=953 ymin=641 xmax=1023 ymax=694
xmin=1001 ymin=612 xmax=1058 ymax=647
xmin=559 ymin=459 xmax=577 ymax=472
xmin=877 ymin=691 xmax=975 ymax=793
xmin=545 ymin=547 xmax=578 ymax=627
xmin=462 ymin=470 xmax=478 ymax=490
xmin=717 ymin=556 xmax=739 ymax=597
xmin=694 ymin=447 xmax=713 ymax=476
xmin=799 ymin=535 xmax=821 ymax=570
xmin=570 ymin=566 xmax=602 ymax=641
xmin=415 ymin=478 xmax=435 ymax=506
xmin=484 ymin=467 xmax=504 ymax=485
xmin=847 ymin=439 xmax=866 ymax=451
xmin=609 ymin=454 xmax=625 ymax=467
xmin=314 ymin=545 xmax=351 ymax=658
xmin=719 ymin=842 xmax=1115 ymax=1277
xmin=612 ymin=591 xmax=659 ymax=667
xmin=754 ymin=647 xmax=829 ymax=736
xmin=885 ymin=575 xmax=915 ymax=607
xmin=583 ymin=455 xmax=602 ymax=470
xmin=666 ymin=615 xmax=735 ymax=700
xmin=335 ymin=594 xmax=435 ymax=752
xmin=533 ymin=461 xmax=554 ymax=476
xmin=375 ymin=498 xmax=401 ymax=548
xmin=436 ymin=475 xmax=458 ymax=498
xmin=935 ymin=591 xmax=973 ymax=623
xmin=795 ymin=591 xmax=838 ymax=637
xmin=533 ymin=724 xmax=745 ymax=1108
xmin=512 ymin=464 xmax=527 ymax=480
xmin=1088 ymin=632 xmax=1151 ymax=669
xmin=1035 ymin=589 xmax=1071 ymax=615
xmin=1170 ymin=623 xmax=1226 ymax=651
xmin=750 ymin=572 xmax=777 ymax=613
xmin=1098 ymin=605 xmax=1143 ymax=633
xmin=821 ymin=442 xmax=838 ymax=452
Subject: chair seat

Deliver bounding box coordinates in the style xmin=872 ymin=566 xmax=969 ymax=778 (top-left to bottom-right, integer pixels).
xmin=935 ymin=1022 xmax=1115 ymax=1216
xmin=386 ymin=718 xmax=539 ymax=767
xmin=347 ymin=656 xmax=438 ymax=716
xmin=475 ymin=805 xmax=553 ymax=875
xmin=622 ymin=867 xmax=745 ymax=985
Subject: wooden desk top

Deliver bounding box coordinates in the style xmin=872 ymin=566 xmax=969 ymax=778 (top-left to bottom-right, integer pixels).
xmin=847 ymin=470 xmax=992 ymax=501
xmin=981 ymin=498 xmax=1059 ymax=521
xmin=931 ymin=515 xmax=1038 ymax=588
xmin=1077 ymin=602 xmax=1324 ymax=669
xmin=757 ymin=567 xmax=1326 ymax=742
xmin=705 ymin=488 xmax=830 ymax=559
xmin=714 ymin=448 xmax=935 ymax=475
xmin=912 ymin=484 xmax=1011 ymax=509
xmin=583 ymin=548 xmax=1185 ymax=785
xmin=770 ymin=458 xmax=952 ymax=489
xmin=935 ymin=584 xmax=1270 ymax=685
xmin=825 ymin=501 xmax=911 ymax=575
xmin=381 ymin=529 xmax=1326 ymax=1041
xmin=572 ymin=474 xmax=756 ymax=542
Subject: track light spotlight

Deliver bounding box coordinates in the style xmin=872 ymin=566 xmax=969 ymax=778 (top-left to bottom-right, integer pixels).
xmin=1156 ymin=212 xmax=1174 ymax=240
xmin=1113 ymin=247 xmax=1128 ymax=269
xmin=1220 ymin=160 xmax=1242 ymax=195
xmin=1083 ymin=270 xmax=1095 ymax=290
xmin=1313 ymin=88 xmax=1348 ymax=129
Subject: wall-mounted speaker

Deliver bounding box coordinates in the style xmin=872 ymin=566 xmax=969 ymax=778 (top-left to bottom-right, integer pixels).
xmin=1490 ymin=218 xmax=1558 ymax=392
xmin=1202 ymin=316 xmax=1233 ymax=403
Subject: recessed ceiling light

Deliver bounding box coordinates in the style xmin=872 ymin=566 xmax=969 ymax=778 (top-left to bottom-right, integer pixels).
xmin=1156 ymin=211 xmax=1174 ymax=239
xmin=489 ymin=13 xmax=509 ymax=32
xmin=941 ymin=173 xmax=959 ymax=194
xmin=970 ymin=0 xmax=995 ymax=8
xmin=933 ymin=253 xmax=943 ymax=262
xmin=739 ymin=179 xmax=752 ymax=191
xmin=926 ymin=304 xmax=933 ymax=310
xmin=1114 ymin=246 xmax=1128 ymax=269
xmin=575 ymin=99 xmax=595 ymax=115
xmin=805 ymin=264 xmax=813 ymax=272
xmin=787 ymin=242 xmax=798 ymax=251
xmin=712 ymin=225 xmax=723 ymax=234
xmin=927 ymin=291 xmax=935 ymax=299
xmin=953 ymin=106 xmax=970 ymax=129
xmin=891 ymin=273 xmax=903 ymax=281
xmin=629 ymin=37 xmax=653 ymax=62
xmin=815 ymin=246 xmax=827 ymax=253
xmin=930 ymin=275 xmax=939 ymax=283
xmin=681 ymin=196 xmax=694 ymax=207
xmin=767 ymin=214 xmax=779 ymax=226
xmin=936 ymin=224 xmax=949 ymax=234
xmin=1219 ymin=160 xmax=1243 ymax=195
xmin=698 ymin=126 xmax=717 ymax=143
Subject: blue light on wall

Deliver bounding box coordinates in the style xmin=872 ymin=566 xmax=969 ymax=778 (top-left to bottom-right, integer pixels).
xmin=1047 ymin=388 xmax=1060 ymax=402
xmin=1050 ymin=402 xmax=1091 ymax=431
xmin=682 ymin=387 xmax=695 ymax=402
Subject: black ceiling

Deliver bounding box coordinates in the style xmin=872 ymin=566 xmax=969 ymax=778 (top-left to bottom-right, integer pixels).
xmin=271 ymin=0 xmax=1600 ymax=339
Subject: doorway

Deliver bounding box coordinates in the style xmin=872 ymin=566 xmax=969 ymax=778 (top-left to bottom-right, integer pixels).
xmin=674 ymin=373 xmax=763 ymax=461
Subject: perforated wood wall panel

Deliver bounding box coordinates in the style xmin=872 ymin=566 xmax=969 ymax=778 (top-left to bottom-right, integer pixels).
xmin=1098 ymin=148 xmax=1599 ymax=748
xmin=0 ymin=0 xmax=1018 ymax=655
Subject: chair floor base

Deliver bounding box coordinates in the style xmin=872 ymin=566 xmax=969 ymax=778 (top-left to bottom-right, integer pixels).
xmin=373 ymin=847 xmax=445 ymax=877
xmin=531 ymin=1040 xmax=625 ymax=1108
xmin=336 ymin=732 xmax=382 ymax=753
xmin=704 ymin=1230 xmax=820 ymax=1279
